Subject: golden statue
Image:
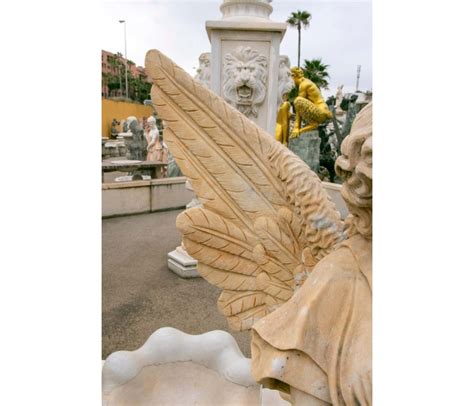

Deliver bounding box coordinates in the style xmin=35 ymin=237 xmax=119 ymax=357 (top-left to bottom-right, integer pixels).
xmin=275 ymin=93 xmax=291 ymax=146
xmin=290 ymin=67 xmax=333 ymax=138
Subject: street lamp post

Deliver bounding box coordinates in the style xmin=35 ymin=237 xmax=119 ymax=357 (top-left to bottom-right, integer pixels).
xmin=119 ymin=20 xmax=129 ymax=99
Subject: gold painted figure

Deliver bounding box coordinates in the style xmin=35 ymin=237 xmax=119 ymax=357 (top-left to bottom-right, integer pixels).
xmin=275 ymin=93 xmax=291 ymax=146
xmin=290 ymin=67 xmax=333 ymax=138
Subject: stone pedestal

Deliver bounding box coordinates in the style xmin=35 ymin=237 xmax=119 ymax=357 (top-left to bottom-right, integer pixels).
xmin=288 ymin=130 xmax=321 ymax=174
xmin=167 ymin=246 xmax=199 ymax=278
xmin=206 ymin=0 xmax=287 ymax=134
xmin=167 ymin=180 xmax=201 ymax=278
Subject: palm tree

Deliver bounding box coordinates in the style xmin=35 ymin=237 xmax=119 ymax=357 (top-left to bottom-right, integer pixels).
xmin=302 ymin=58 xmax=330 ymax=90
xmin=286 ymin=10 xmax=312 ymax=67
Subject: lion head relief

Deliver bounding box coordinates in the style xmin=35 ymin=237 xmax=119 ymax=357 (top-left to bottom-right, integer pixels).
xmin=223 ymin=46 xmax=268 ymax=118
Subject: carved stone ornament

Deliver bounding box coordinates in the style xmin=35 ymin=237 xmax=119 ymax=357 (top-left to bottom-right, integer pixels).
xmin=145 ymin=49 xmax=372 ymax=405
xmin=222 ymin=46 xmax=268 ymax=118
xmin=194 ymin=52 xmax=211 ymax=89
xmin=277 ymin=55 xmax=293 ymax=106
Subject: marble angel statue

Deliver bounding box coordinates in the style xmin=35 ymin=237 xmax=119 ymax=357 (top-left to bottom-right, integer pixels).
xmin=145 ymin=49 xmax=372 ymax=405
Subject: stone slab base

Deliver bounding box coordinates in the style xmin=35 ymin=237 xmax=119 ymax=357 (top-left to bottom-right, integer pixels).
xmin=288 ymin=130 xmax=321 ymax=174
xmin=167 ymin=248 xmax=200 ymax=278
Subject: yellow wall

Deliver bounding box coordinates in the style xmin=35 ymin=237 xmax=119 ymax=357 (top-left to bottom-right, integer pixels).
xmin=102 ymin=98 xmax=154 ymax=138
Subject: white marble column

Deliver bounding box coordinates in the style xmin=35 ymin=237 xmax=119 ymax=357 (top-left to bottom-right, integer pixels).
xmin=206 ymin=0 xmax=287 ymax=134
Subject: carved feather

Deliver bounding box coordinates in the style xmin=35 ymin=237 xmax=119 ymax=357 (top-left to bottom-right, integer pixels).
xmin=145 ymin=49 xmax=345 ymax=330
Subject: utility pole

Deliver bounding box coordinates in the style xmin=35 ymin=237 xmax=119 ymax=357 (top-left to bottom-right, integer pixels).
xmin=119 ymin=20 xmax=129 ymax=99
xmin=356 ymin=65 xmax=361 ymax=92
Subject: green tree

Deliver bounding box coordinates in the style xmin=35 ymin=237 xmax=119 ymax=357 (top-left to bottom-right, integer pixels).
xmin=286 ymin=10 xmax=312 ymax=67
xmin=302 ymin=58 xmax=330 ymax=90
xmin=107 ymin=53 xmax=124 ymax=96
xmin=129 ymin=76 xmax=152 ymax=103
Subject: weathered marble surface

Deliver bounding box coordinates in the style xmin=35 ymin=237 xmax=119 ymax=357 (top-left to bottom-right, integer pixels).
xmin=103 ymin=327 xmax=289 ymax=406
xmin=206 ymin=0 xmax=287 ymax=133
xmin=145 ymin=49 xmax=372 ymax=405
xmin=288 ymin=129 xmax=321 ymax=174
xmin=223 ymin=46 xmax=268 ymax=118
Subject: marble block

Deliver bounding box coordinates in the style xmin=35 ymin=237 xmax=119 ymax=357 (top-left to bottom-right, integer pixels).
xmin=206 ymin=2 xmax=286 ymax=134
xmin=167 ymin=247 xmax=199 ymax=278
xmin=288 ymin=130 xmax=321 ymax=174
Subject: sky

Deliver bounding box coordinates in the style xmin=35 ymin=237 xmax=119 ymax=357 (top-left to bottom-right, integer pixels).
xmin=102 ymin=0 xmax=372 ymax=97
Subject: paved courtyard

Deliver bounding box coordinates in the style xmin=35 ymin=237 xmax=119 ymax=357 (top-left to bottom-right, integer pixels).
xmin=102 ymin=209 xmax=251 ymax=359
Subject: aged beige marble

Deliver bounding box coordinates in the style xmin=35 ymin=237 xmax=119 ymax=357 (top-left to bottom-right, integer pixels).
xmin=145 ymin=49 xmax=372 ymax=405
xmin=146 ymin=49 xmax=344 ymax=331
xmin=252 ymin=104 xmax=372 ymax=405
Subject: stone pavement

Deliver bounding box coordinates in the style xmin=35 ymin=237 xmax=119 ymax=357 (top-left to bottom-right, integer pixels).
xmin=102 ymin=209 xmax=251 ymax=359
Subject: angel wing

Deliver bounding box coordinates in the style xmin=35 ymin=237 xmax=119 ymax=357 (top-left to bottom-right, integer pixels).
xmin=145 ymin=49 xmax=346 ymax=331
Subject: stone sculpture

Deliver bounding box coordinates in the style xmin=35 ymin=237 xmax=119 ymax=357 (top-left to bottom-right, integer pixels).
xmin=126 ymin=116 xmax=147 ymax=161
xmin=277 ymin=55 xmax=293 ymax=107
xmin=110 ymin=118 xmax=120 ymax=139
xmin=252 ymin=106 xmax=372 ymax=405
xmin=145 ymin=49 xmax=372 ymax=405
xmin=335 ymin=84 xmax=345 ymax=116
xmin=223 ymin=46 xmax=268 ymax=117
xmin=195 ymin=52 xmax=211 ymax=88
xmin=290 ymin=67 xmax=333 ymax=138
xmin=145 ymin=116 xmax=164 ymax=162
xmin=275 ymin=94 xmax=291 ymax=146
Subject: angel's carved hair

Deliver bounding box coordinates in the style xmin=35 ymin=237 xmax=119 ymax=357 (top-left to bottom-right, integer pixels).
xmin=335 ymin=103 xmax=372 ymax=239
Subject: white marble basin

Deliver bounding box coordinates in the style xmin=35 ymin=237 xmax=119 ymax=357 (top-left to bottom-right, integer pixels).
xmin=102 ymin=327 xmax=289 ymax=406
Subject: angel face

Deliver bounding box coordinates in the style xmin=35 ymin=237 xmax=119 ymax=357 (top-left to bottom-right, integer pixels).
xmin=335 ymin=103 xmax=372 ymax=238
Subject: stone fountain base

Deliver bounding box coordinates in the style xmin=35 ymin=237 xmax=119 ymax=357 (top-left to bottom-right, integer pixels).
xmin=102 ymin=327 xmax=289 ymax=406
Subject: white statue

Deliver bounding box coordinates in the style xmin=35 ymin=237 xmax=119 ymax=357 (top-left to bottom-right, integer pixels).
xmin=223 ymin=46 xmax=268 ymax=118
xmin=335 ymin=84 xmax=344 ymax=115
xmin=277 ymin=55 xmax=293 ymax=107
xmin=195 ymin=52 xmax=211 ymax=89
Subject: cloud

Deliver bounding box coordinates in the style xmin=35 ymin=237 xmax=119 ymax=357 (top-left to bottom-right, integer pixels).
xmin=102 ymin=0 xmax=371 ymax=96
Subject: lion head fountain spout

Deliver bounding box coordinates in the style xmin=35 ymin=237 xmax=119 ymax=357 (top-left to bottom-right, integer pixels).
xmin=223 ymin=46 xmax=268 ymax=117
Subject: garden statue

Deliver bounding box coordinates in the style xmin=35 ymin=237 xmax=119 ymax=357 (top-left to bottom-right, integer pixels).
xmin=146 ymin=115 xmax=168 ymax=176
xmin=130 ymin=49 xmax=372 ymax=405
xmin=145 ymin=116 xmax=162 ymax=161
xmin=290 ymin=67 xmax=333 ymax=138
xmin=195 ymin=52 xmax=211 ymax=89
xmin=277 ymin=55 xmax=293 ymax=107
xmin=110 ymin=118 xmax=120 ymax=139
xmin=275 ymin=56 xmax=293 ymax=146
xmin=275 ymin=91 xmax=291 ymax=146
xmin=127 ymin=116 xmax=147 ymax=161
xmin=335 ymin=84 xmax=345 ymax=116
xmin=122 ymin=119 xmax=129 ymax=133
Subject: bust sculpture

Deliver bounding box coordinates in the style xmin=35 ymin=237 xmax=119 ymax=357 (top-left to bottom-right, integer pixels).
xmin=145 ymin=49 xmax=372 ymax=405
xmin=290 ymin=67 xmax=333 ymax=138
